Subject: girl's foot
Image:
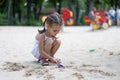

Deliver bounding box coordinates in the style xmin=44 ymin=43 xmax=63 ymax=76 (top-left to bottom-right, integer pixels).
xmin=41 ymin=59 xmax=49 ymax=66
xmin=37 ymin=57 xmax=49 ymax=66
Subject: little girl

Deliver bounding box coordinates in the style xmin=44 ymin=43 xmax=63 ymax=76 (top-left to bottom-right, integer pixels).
xmin=31 ymin=12 xmax=64 ymax=66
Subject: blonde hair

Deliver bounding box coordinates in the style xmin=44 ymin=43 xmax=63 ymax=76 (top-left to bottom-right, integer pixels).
xmin=38 ymin=12 xmax=64 ymax=33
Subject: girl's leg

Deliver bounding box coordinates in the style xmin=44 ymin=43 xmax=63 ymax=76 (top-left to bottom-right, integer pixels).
xmin=50 ymin=39 xmax=61 ymax=57
xmin=117 ymin=19 xmax=118 ymax=26
xmin=117 ymin=19 xmax=119 ymax=26
xmin=119 ymin=19 xmax=120 ymax=26
xmin=42 ymin=38 xmax=61 ymax=58
xmin=44 ymin=38 xmax=54 ymax=55
xmin=39 ymin=38 xmax=54 ymax=66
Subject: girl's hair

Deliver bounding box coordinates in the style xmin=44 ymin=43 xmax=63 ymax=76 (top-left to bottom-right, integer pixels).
xmin=38 ymin=12 xmax=64 ymax=33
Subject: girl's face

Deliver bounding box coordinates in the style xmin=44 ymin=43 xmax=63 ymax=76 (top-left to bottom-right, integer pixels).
xmin=47 ymin=23 xmax=62 ymax=37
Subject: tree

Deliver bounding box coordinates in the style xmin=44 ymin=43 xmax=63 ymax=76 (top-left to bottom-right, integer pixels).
xmin=8 ymin=0 xmax=12 ymax=24
xmin=26 ymin=0 xmax=31 ymax=24
xmin=36 ymin=0 xmax=44 ymax=20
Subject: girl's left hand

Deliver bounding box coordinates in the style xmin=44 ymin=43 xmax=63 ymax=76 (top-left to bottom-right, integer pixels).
xmin=55 ymin=58 xmax=61 ymax=62
xmin=51 ymin=57 xmax=60 ymax=63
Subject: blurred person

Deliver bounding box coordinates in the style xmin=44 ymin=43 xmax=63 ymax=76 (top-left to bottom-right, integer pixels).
xmin=108 ymin=7 xmax=115 ymax=25
xmin=89 ymin=7 xmax=96 ymax=20
xmin=116 ymin=6 xmax=120 ymax=26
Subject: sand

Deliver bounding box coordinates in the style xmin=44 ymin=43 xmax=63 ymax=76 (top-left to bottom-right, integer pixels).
xmin=0 ymin=26 xmax=120 ymax=80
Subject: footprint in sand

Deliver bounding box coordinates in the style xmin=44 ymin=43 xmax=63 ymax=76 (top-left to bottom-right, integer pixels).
xmin=25 ymin=67 xmax=55 ymax=80
xmin=82 ymin=64 xmax=99 ymax=67
xmin=75 ymin=67 xmax=115 ymax=77
xmin=118 ymin=53 xmax=120 ymax=55
xmin=65 ymin=64 xmax=116 ymax=77
xmin=72 ymin=72 xmax=84 ymax=80
xmin=25 ymin=67 xmax=48 ymax=77
xmin=43 ymin=73 xmax=55 ymax=80
xmin=1 ymin=61 xmax=55 ymax=79
xmin=2 ymin=62 xmax=27 ymax=71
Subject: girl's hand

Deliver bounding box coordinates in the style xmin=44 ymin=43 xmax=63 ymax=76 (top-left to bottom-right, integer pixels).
xmin=51 ymin=57 xmax=60 ymax=63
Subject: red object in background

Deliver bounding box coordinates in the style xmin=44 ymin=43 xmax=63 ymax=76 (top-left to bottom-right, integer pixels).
xmin=84 ymin=10 xmax=109 ymax=25
xmin=97 ymin=10 xmax=108 ymax=24
xmin=61 ymin=8 xmax=74 ymax=26
xmin=84 ymin=16 xmax=92 ymax=25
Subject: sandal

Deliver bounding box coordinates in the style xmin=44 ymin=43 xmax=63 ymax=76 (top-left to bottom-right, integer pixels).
xmin=41 ymin=59 xmax=49 ymax=66
xmin=48 ymin=59 xmax=52 ymax=62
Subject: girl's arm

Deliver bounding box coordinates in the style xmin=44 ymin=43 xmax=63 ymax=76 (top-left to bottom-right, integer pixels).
xmin=38 ymin=34 xmax=56 ymax=63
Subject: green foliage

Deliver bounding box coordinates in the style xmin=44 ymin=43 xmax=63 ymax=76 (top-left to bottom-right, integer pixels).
xmin=61 ymin=0 xmax=69 ymax=9
xmin=19 ymin=0 xmax=26 ymax=9
xmin=0 ymin=13 xmax=8 ymax=25
xmin=12 ymin=0 xmax=25 ymax=12
xmin=24 ymin=20 xmax=41 ymax=26
xmin=0 ymin=0 xmax=8 ymax=12
xmin=0 ymin=0 xmax=119 ymax=26
xmin=37 ymin=0 xmax=44 ymax=7
xmin=43 ymin=0 xmax=55 ymax=8
xmin=24 ymin=12 xmax=41 ymax=26
xmin=79 ymin=13 xmax=86 ymax=25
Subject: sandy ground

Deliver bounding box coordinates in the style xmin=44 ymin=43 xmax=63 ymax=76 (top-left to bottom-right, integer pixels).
xmin=0 ymin=26 xmax=120 ymax=80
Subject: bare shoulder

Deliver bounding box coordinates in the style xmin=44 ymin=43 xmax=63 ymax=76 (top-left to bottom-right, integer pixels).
xmin=36 ymin=33 xmax=44 ymax=41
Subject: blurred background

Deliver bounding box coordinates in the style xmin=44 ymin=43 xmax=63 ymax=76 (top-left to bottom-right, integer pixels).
xmin=0 ymin=0 xmax=120 ymax=26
